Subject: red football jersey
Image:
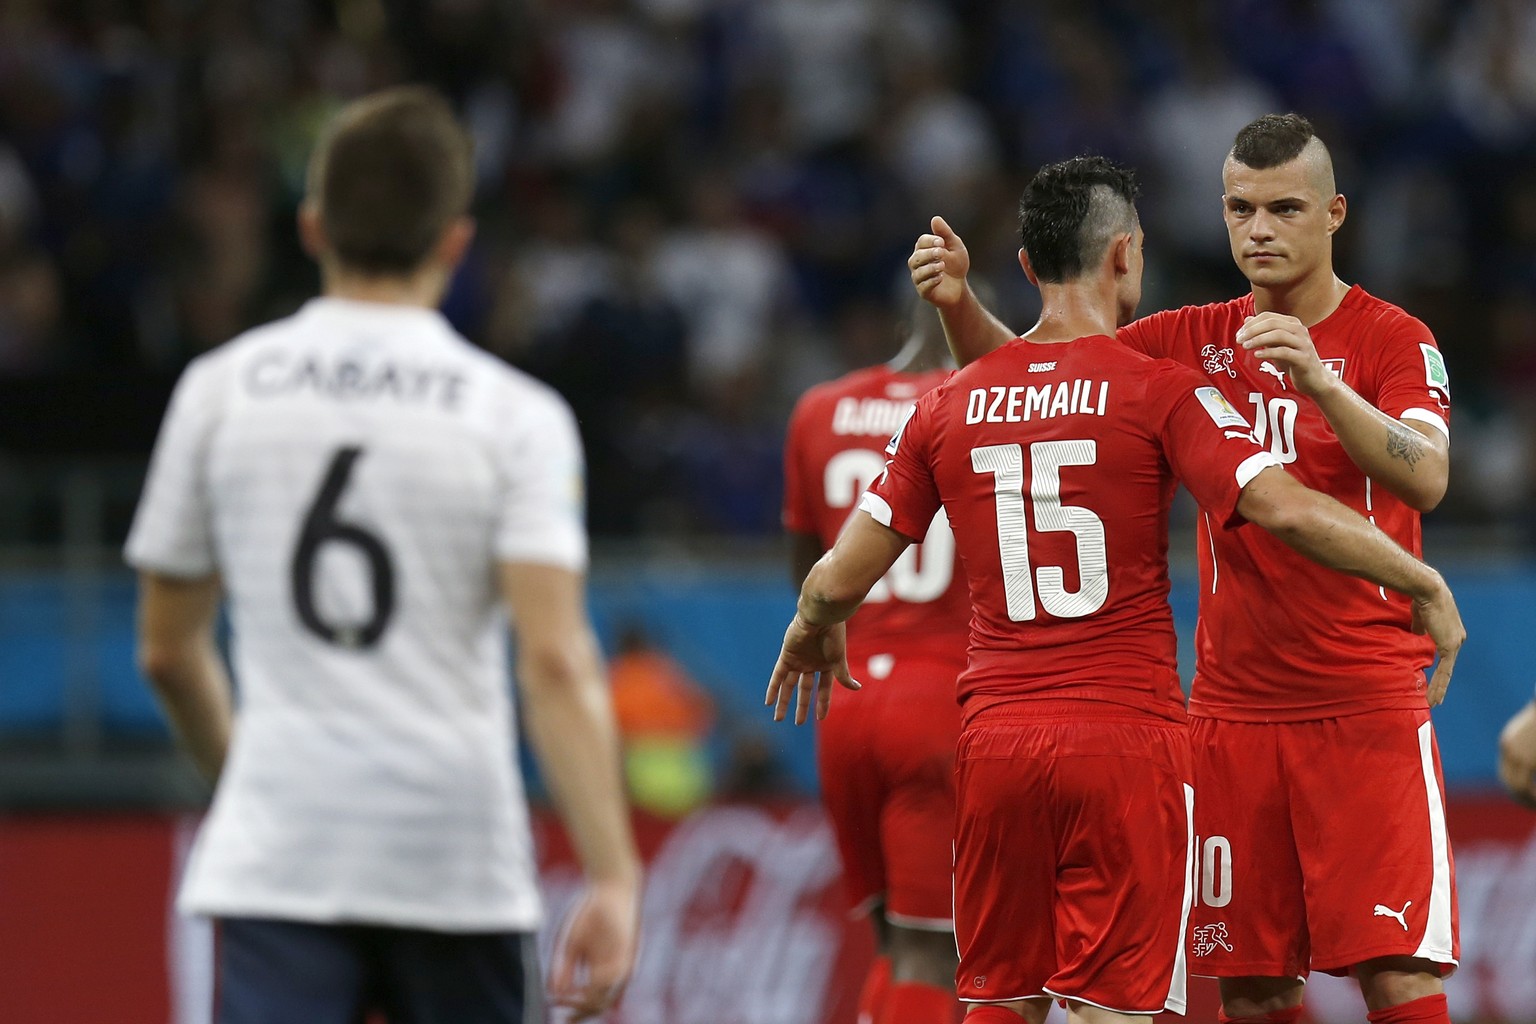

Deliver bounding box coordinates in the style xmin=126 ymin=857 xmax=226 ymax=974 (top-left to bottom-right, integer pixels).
xmin=782 ymin=364 xmax=971 ymax=664
xmin=1119 ymin=285 xmax=1452 ymax=721
xmin=864 ymin=335 xmax=1277 ymax=724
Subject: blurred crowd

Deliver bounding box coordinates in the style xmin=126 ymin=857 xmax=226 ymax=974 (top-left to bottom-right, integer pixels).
xmin=2 ymin=0 xmax=1534 ymax=538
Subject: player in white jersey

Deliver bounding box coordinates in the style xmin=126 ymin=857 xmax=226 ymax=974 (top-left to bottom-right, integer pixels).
xmin=126 ymin=87 xmax=640 ymax=1024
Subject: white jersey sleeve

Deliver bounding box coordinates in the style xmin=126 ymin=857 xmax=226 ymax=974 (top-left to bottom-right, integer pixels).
xmin=125 ymin=356 xmax=226 ymax=578
xmin=494 ymin=394 xmax=588 ymax=571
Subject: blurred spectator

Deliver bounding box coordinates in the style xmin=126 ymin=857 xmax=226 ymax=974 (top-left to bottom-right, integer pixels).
xmin=1441 ymin=0 xmax=1536 ymax=148
xmin=1141 ymin=37 xmax=1279 ymax=274
xmin=654 ymin=169 xmax=791 ymax=390
xmin=0 ymin=248 xmax=62 ymax=371
xmin=542 ymin=0 xmax=679 ymax=166
xmin=754 ymin=0 xmax=883 ymax=150
xmin=882 ymin=49 xmax=1000 ymax=224
xmin=716 ymin=731 xmax=799 ymax=802
xmin=0 ymin=0 xmax=1533 ymax=545
xmin=609 ymin=624 xmax=717 ymax=818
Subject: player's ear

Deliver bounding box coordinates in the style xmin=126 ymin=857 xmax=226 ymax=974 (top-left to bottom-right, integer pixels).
xmin=1017 ymin=247 xmax=1040 ymax=287
xmin=1327 ymin=193 xmax=1347 ymax=236
xmin=1110 ymin=232 xmax=1133 ymax=277
xmin=435 ymin=216 xmax=477 ymax=270
xmin=297 ymin=201 xmax=327 ymax=261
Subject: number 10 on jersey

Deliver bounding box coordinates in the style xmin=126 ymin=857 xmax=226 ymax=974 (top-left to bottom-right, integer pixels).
xmin=972 ymin=440 xmax=1108 ymax=623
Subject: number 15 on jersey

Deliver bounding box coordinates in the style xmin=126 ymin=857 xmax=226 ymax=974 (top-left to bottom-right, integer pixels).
xmin=972 ymin=439 xmax=1108 ymax=623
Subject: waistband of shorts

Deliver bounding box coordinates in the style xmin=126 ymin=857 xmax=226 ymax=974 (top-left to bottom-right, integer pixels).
xmin=1187 ymin=695 xmax=1431 ymax=723
xmin=962 ymin=696 xmax=1186 ymax=728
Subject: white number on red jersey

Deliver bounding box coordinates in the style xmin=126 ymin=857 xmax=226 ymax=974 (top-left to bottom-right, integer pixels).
xmin=824 ymin=447 xmax=955 ymax=603
xmin=971 ymin=440 xmax=1109 ymax=622
xmin=1249 ymin=392 xmax=1299 ymax=464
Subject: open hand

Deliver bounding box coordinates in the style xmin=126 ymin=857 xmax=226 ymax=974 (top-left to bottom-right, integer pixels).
xmin=764 ymin=616 xmax=859 ymax=724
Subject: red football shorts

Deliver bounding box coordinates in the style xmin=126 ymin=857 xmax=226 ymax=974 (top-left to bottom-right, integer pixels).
xmin=953 ymin=711 xmax=1194 ymax=1014
xmin=816 ymin=651 xmax=965 ymax=928
xmin=1188 ymin=708 xmax=1459 ymax=978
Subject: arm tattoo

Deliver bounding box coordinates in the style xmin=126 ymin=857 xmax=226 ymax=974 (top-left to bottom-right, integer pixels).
xmin=1386 ymin=422 xmax=1426 ymax=471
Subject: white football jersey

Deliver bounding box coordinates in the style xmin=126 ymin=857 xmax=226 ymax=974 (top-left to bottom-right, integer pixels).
xmin=126 ymin=297 xmax=588 ymax=931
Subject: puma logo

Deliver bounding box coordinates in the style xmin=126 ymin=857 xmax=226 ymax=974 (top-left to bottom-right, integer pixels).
xmin=1259 ymin=361 xmax=1288 ymax=389
xmin=1373 ymin=900 xmax=1411 ymax=930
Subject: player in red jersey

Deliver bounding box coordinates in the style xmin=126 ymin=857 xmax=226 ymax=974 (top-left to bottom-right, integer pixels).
xmin=769 ymin=156 xmax=1463 ymax=1024
xmin=909 ymin=115 xmax=1463 ymax=1024
xmin=783 ymin=301 xmax=972 ymax=1024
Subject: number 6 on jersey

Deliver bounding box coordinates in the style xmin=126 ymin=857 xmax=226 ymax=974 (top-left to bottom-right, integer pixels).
xmin=290 ymin=446 xmax=396 ymax=649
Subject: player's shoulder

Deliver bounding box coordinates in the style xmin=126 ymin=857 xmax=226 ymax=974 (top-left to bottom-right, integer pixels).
xmin=447 ymin=330 xmax=557 ymax=400
xmin=457 ymin=339 xmax=579 ymax=432
xmin=789 ymin=363 xmax=932 ymax=436
xmin=1134 ymin=294 xmax=1252 ymax=334
xmin=795 ymin=364 xmax=897 ymax=407
xmin=176 ymin=315 xmax=298 ymax=396
xmin=1341 ymin=285 xmax=1435 ymax=341
xmin=1089 ymin=337 xmax=1211 ymax=412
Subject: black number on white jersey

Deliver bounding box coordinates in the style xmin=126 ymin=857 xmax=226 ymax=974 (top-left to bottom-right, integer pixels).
xmin=290 ymin=446 xmax=395 ymax=648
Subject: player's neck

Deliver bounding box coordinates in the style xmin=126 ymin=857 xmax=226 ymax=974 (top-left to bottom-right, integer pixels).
xmin=1251 ymin=271 xmax=1350 ymax=327
xmin=1025 ymin=285 xmax=1118 ymax=345
xmin=320 ymin=261 xmax=450 ymax=310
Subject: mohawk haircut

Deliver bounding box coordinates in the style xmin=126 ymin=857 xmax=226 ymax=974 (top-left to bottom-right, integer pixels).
xmin=1018 ymin=156 xmax=1140 ymax=283
xmin=307 ymin=86 xmax=475 ymax=275
xmin=1230 ymin=113 xmax=1318 ymax=169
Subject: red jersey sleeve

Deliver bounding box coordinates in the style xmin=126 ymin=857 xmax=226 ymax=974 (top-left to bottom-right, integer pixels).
xmin=781 ymin=393 xmax=818 ymax=535
xmin=1116 ymin=309 xmax=1177 ymax=359
xmin=1145 ymin=361 xmax=1280 ymax=529
xmin=1363 ymin=314 xmax=1451 ymax=440
xmin=861 ymin=394 xmax=940 ymax=543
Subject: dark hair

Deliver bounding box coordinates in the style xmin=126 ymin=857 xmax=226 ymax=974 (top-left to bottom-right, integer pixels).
xmin=1017 ymin=156 xmax=1140 ymax=283
xmin=1230 ymin=113 xmax=1317 ymax=169
xmin=307 ymin=86 xmax=475 ymax=274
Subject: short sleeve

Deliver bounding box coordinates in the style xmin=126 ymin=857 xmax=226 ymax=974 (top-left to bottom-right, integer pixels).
xmin=1368 ymin=316 xmax=1451 ymax=441
xmin=1147 ymin=364 xmax=1281 ymax=529
xmin=781 ymin=394 xmax=817 ymax=535
xmin=494 ymin=390 xmax=589 ymax=571
xmin=124 ymin=356 xmax=224 ymax=577
xmin=860 ymin=394 xmax=941 ymax=542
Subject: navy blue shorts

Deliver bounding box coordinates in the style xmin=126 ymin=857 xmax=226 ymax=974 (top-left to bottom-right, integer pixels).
xmin=216 ymin=917 xmax=541 ymax=1024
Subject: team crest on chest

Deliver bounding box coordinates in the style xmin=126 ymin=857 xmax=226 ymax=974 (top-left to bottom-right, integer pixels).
xmin=1201 ymin=344 xmax=1237 ymax=378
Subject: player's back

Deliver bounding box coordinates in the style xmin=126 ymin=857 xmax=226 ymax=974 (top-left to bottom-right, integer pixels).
xmin=127 ymin=297 xmax=580 ymax=931
xmin=867 ymin=335 xmax=1273 ymax=725
xmin=783 ymin=364 xmax=969 ymax=663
